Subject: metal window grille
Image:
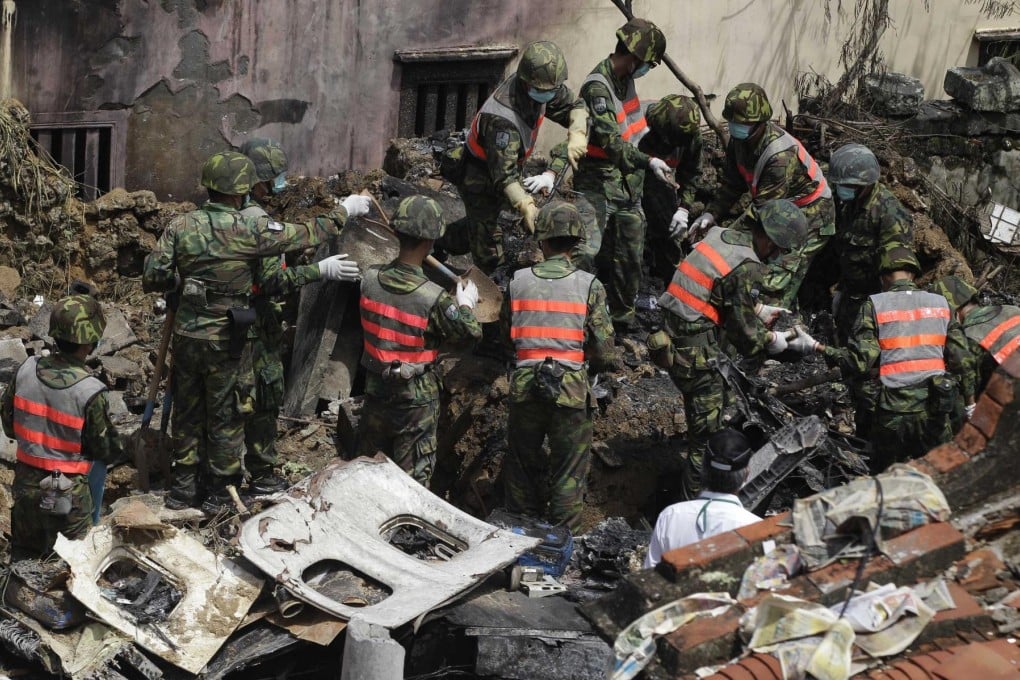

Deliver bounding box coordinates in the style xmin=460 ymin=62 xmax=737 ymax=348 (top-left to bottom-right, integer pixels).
xmin=974 ymin=27 xmax=1020 ymax=67
xmin=29 ymin=111 xmax=127 ymax=201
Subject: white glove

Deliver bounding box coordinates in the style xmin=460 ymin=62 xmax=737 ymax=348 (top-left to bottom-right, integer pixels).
xmin=787 ymin=325 xmax=820 ymax=354
xmin=318 ymin=254 xmax=360 ymax=282
xmin=648 ymin=157 xmax=671 ymax=183
xmin=965 ymin=402 xmax=976 ymax=420
xmin=755 ymin=302 xmax=791 ymax=327
xmin=765 ymin=330 xmax=788 ymax=355
xmin=690 ymin=212 xmax=715 ymax=239
xmin=340 ymin=194 xmax=371 ymax=218
xmin=456 ymin=280 xmax=479 ymax=309
xmin=523 ymin=171 xmax=556 ymax=195
xmin=668 ymin=207 xmax=690 ymax=240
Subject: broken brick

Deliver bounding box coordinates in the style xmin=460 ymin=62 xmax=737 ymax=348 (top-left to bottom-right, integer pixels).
xmin=981 ymin=371 xmax=1015 ymax=406
xmin=967 ymin=397 xmax=1003 ymax=439
xmin=733 ymin=511 xmax=792 ymax=549
xmin=953 ymin=422 xmax=988 ymax=456
xmin=998 ymin=352 xmax=1020 ymax=380
xmin=657 ymin=531 xmax=754 ymax=594
xmin=658 ymin=605 xmax=744 ymax=677
xmin=919 ymin=582 xmax=994 ymax=643
xmin=956 ymin=548 xmax=1006 ymax=593
xmin=924 ymin=442 xmax=970 ymax=474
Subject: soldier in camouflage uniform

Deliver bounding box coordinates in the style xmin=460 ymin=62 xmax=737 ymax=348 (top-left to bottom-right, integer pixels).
xmin=500 ymin=201 xmax=616 ymax=531
xmin=638 ymin=95 xmax=704 ymax=280
xmin=791 ymin=256 xmax=976 ymax=472
xmin=650 ymin=199 xmax=808 ymax=499
xmin=440 ymin=41 xmax=589 ymax=273
xmin=543 ymin=18 xmax=674 ymax=329
xmin=357 ymin=196 xmax=482 ymax=487
xmin=1 ymin=295 xmax=124 ymax=558
xmin=143 ymin=151 xmax=371 ymax=510
xmin=691 ymin=83 xmax=836 ymax=308
xmin=240 ymin=139 xmax=361 ymax=494
xmin=933 ymin=275 xmax=1020 ymax=397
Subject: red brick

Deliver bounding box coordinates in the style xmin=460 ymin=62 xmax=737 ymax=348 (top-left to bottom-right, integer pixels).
xmin=806 ymin=553 xmax=897 ymax=603
xmin=955 ymin=549 xmax=1006 ymax=593
xmin=658 ymin=530 xmax=751 ymax=580
xmin=953 ymin=423 xmax=988 ymax=456
xmin=924 ymin=442 xmax=970 ymax=474
xmin=998 ymin=352 xmax=1020 ymax=379
xmin=921 ymin=582 xmax=994 ymax=642
xmin=659 ymin=606 xmax=744 ymax=676
xmin=967 ymin=397 xmax=1003 ymax=439
xmin=884 ymin=522 xmax=965 ymax=568
xmin=733 ymin=511 xmax=792 ymax=548
xmin=742 ymin=653 xmax=783 ymax=680
xmin=908 ymin=457 xmax=938 ymax=477
xmin=981 ymin=372 xmax=1015 ymax=406
xmin=934 ymin=640 xmax=1020 ymax=678
xmin=738 ymin=574 xmax=822 ymax=608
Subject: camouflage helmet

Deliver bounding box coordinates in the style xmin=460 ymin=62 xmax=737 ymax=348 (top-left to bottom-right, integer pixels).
xmin=754 ymin=199 xmax=808 ymax=250
xmin=517 ymin=41 xmax=568 ymax=91
xmin=646 ymin=95 xmax=701 ymax=146
xmin=616 ymin=18 xmax=666 ymax=65
xmin=932 ymin=275 xmax=978 ymax=312
xmin=828 ymin=143 xmax=880 ymax=186
xmin=722 ymin=83 xmax=773 ymax=123
xmin=49 ymin=294 xmax=106 ymax=345
xmin=881 ymin=246 xmax=920 ymax=275
xmin=535 ymin=200 xmax=584 ymax=241
xmin=391 ymin=196 xmax=445 ymax=239
xmin=239 ymin=138 xmax=289 ymax=182
xmin=200 ymin=151 xmax=259 ymax=196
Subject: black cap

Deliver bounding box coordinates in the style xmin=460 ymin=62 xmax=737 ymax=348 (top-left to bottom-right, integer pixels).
xmin=706 ymin=427 xmax=754 ymax=472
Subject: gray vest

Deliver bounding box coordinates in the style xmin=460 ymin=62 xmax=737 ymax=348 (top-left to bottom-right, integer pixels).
xmin=870 ymin=289 xmax=949 ymax=388
xmin=969 ymin=304 xmax=1020 ymax=365
xmin=509 ymin=267 xmax=595 ymax=371
xmin=359 ymin=267 xmax=445 ymax=375
xmin=582 ymin=72 xmax=649 ymax=153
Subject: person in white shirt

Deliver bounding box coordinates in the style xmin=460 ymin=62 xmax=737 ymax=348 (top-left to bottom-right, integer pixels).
xmin=644 ymin=427 xmax=762 ymax=568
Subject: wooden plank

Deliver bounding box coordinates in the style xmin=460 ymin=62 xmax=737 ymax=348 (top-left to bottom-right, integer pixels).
xmin=82 ymin=129 xmax=100 ymax=201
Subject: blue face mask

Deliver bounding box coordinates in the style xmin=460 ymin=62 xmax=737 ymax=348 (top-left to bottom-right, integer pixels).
xmin=272 ymin=172 xmax=287 ymax=194
xmin=528 ymin=87 xmax=557 ymax=104
xmin=728 ymin=122 xmax=754 ymax=140
xmin=632 ymin=62 xmax=651 ymax=79
xmin=835 ymin=185 xmax=856 ymax=202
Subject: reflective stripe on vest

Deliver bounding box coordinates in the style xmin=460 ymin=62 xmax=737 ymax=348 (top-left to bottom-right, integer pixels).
xmin=871 ymin=290 xmax=950 ymax=388
xmin=583 ymin=72 xmax=648 ymax=159
xmin=359 ymin=268 xmax=444 ymax=373
xmin=972 ymin=305 xmax=1020 ymax=365
xmin=736 ymin=129 xmax=832 ymax=207
xmin=509 ymin=267 xmax=595 ymax=370
xmin=13 ymin=356 xmax=104 ymax=474
xmin=466 ymin=77 xmax=545 ymax=163
xmin=658 ymin=227 xmax=759 ymax=325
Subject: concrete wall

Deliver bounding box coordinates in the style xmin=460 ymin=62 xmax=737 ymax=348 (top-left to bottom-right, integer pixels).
xmin=9 ymin=0 xmax=1020 ymax=201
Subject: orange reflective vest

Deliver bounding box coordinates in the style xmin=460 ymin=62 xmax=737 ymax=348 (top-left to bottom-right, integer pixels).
xmin=735 ymin=128 xmax=831 ymax=208
xmin=871 ymin=290 xmax=950 ymax=388
xmin=359 ymin=268 xmax=444 ymax=374
xmin=970 ymin=304 xmax=1020 ymax=365
xmin=658 ymin=227 xmax=759 ymax=325
xmin=582 ymin=72 xmax=648 ymax=159
xmin=466 ymin=77 xmax=545 ymax=163
xmin=509 ymin=267 xmax=595 ymax=370
xmin=13 ymin=356 xmax=105 ymax=474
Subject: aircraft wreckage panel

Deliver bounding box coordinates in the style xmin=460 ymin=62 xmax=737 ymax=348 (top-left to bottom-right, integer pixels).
xmin=55 ymin=526 xmax=263 ymax=674
xmin=238 ymin=455 xmax=541 ymax=629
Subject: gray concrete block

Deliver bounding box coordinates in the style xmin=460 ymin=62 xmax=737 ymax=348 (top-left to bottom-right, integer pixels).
xmin=0 ymin=337 xmax=27 ymax=384
xmin=945 ymin=57 xmax=1020 ymax=112
xmin=340 ymin=618 xmax=405 ymax=680
xmin=864 ymin=71 xmax=924 ymax=116
xmin=93 ymin=306 xmax=138 ymax=356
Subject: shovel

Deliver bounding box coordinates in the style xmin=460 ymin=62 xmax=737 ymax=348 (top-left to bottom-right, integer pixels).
xmin=132 ymin=308 xmax=175 ymax=493
xmin=358 ymin=191 xmax=503 ymax=323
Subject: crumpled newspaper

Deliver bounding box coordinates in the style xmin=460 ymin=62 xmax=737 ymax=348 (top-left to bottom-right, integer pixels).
xmin=737 ymin=544 xmax=802 ymax=600
xmin=611 ymin=593 xmax=736 ymax=680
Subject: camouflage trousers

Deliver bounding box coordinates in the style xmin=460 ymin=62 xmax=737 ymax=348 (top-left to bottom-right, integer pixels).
xmin=356 ymin=396 xmax=438 ymax=487
xmin=441 ymin=190 xmax=506 ymax=275
xmin=172 ymin=335 xmax=255 ymax=480
xmin=642 ymin=177 xmax=685 ymax=280
xmin=869 ymin=408 xmax=950 ymax=474
xmin=667 ymin=340 xmax=727 ymax=501
xmin=760 ymin=197 xmax=836 ymax=308
xmin=578 ymin=190 xmax=647 ymax=327
xmin=11 ymin=463 xmax=93 ymax=559
xmin=504 ymin=400 xmax=593 ymax=533
xmin=244 ymin=333 xmax=285 ymax=478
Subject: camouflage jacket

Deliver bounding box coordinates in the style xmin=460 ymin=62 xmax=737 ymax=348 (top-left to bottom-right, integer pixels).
xmin=550 ymin=57 xmax=650 ymax=202
xmin=822 ymin=279 xmax=976 ymax=410
xmin=462 ymin=75 xmax=584 ymax=197
xmin=961 ymin=304 xmax=1019 ymax=390
xmin=833 ymin=182 xmax=915 ymax=296
xmin=142 ymin=201 xmax=344 ymax=341
xmin=363 ymin=261 xmax=482 ymax=405
xmin=707 ymin=122 xmax=818 ymax=218
xmin=500 ymin=255 xmax=616 ymax=409
xmin=1 ymin=354 xmax=123 ymax=465
xmin=638 ymin=126 xmax=704 ymax=207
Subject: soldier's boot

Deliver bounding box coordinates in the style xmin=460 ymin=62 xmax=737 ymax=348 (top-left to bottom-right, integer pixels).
xmin=165 ymin=465 xmax=200 ymax=510
xmin=201 ymin=476 xmax=243 ymax=514
xmin=248 ymin=470 xmax=289 ymax=495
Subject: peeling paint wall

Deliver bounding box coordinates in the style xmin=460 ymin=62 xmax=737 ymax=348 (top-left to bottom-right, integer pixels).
xmin=10 ymin=0 xmax=1020 ymax=201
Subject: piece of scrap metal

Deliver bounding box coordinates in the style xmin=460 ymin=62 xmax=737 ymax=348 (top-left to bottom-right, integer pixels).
xmin=55 ymin=525 xmax=262 ymax=674
xmin=238 ymin=455 xmax=540 ymax=629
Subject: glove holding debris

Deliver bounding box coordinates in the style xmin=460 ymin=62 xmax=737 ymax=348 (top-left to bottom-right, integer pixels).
xmin=456 ymin=280 xmax=479 ymax=309
xmin=317 ymin=254 xmax=360 ymax=282
xmin=787 ymin=325 xmax=820 ymax=354
xmin=648 ymin=157 xmax=672 ymax=184
xmin=965 ymin=402 xmax=976 ymax=420
xmin=523 ymin=171 xmax=556 ymax=195
xmin=668 ymin=207 xmax=690 ymax=240
xmin=340 ymin=194 xmax=372 ymax=218
xmin=765 ymin=330 xmax=788 ymax=355
xmin=754 ymin=302 xmax=791 ymax=328
xmin=566 ymin=107 xmax=589 ymax=169
xmin=689 ymin=212 xmax=715 ymax=240
xmin=505 ymin=181 xmax=539 ymax=233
